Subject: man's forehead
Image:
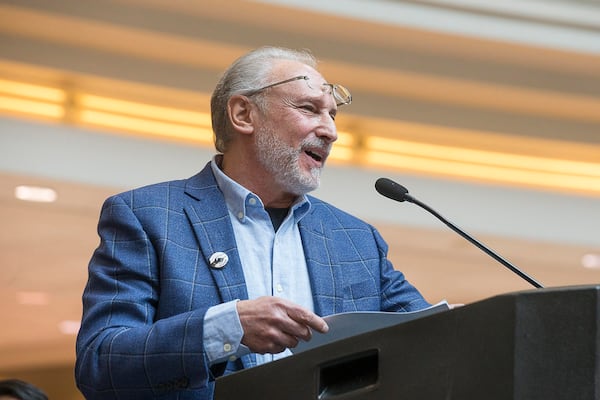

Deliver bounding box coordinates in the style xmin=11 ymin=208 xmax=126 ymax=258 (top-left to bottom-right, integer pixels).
xmin=271 ymin=60 xmax=326 ymax=84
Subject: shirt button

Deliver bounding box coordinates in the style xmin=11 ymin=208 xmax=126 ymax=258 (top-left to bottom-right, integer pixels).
xmin=229 ymin=355 xmax=237 ymax=362
xmin=237 ymin=212 xmax=244 ymax=220
xmin=276 ymin=284 xmax=284 ymax=293
xmin=223 ymin=343 xmax=232 ymax=352
xmin=248 ymin=197 xmax=257 ymax=205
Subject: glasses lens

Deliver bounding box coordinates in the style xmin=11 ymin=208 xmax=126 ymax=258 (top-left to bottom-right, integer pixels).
xmin=317 ymin=83 xmax=351 ymax=106
xmin=333 ymin=85 xmax=352 ymax=106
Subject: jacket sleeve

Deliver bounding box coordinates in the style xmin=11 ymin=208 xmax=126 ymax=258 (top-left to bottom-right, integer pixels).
xmin=75 ymin=194 xmax=213 ymax=399
xmin=373 ymin=226 xmax=432 ymax=312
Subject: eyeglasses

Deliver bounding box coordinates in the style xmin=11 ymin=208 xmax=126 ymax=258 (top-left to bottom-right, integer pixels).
xmin=243 ymin=75 xmax=352 ymax=107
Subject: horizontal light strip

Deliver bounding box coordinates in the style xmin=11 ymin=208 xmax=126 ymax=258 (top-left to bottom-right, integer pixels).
xmin=80 ymin=110 xmax=213 ymax=144
xmin=0 ymin=95 xmax=64 ymax=119
xmin=361 ymin=118 xmax=600 ymax=162
xmin=336 ymin=131 xmax=354 ymax=147
xmin=330 ymin=145 xmax=353 ymax=161
xmin=365 ymin=151 xmax=600 ymax=194
xmin=366 ymin=137 xmax=600 ymax=178
xmin=16 ymin=291 xmax=49 ymax=305
xmin=327 ymin=131 xmax=354 ymax=161
xmin=0 ymin=78 xmax=65 ymax=102
xmin=14 ymin=185 xmax=58 ymax=203
xmin=79 ymin=94 xmax=211 ymax=126
xmin=0 ymin=75 xmax=598 ymax=197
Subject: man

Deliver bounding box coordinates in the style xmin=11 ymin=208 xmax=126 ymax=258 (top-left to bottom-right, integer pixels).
xmin=76 ymin=46 xmax=431 ymax=400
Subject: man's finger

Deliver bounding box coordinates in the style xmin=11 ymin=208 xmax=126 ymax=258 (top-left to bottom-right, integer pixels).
xmin=287 ymin=307 xmax=329 ymax=334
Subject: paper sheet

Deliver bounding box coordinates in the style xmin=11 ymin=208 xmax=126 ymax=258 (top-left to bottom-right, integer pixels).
xmin=292 ymin=301 xmax=450 ymax=353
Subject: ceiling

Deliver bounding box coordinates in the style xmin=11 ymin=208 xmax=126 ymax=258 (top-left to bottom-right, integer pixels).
xmin=1 ymin=0 xmax=600 ymax=372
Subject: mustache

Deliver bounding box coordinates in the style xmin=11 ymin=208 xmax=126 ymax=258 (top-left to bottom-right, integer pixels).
xmin=301 ymin=137 xmax=331 ymax=154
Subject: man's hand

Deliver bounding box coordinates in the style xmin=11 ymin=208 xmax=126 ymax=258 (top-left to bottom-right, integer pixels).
xmin=236 ymin=297 xmax=329 ymax=354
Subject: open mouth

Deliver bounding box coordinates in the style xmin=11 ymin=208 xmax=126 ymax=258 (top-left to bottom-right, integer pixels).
xmin=305 ymin=150 xmax=323 ymax=162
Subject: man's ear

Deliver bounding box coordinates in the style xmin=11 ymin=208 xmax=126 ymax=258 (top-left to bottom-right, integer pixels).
xmin=227 ymin=95 xmax=255 ymax=135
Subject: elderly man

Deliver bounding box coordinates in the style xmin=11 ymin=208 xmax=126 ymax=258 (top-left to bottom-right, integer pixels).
xmin=76 ymin=46 xmax=431 ymax=400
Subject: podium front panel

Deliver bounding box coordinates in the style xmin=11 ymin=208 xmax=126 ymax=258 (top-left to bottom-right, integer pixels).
xmin=215 ymin=285 xmax=600 ymax=400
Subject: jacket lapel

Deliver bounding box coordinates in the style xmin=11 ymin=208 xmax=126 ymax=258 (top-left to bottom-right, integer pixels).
xmin=299 ymin=204 xmax=343 ymax=317
xmin=183 ymin=164 xmax=249 ymax=304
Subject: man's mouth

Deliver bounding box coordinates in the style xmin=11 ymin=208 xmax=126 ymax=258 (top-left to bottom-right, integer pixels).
xmin=305 ymin=150 xmax=323 ymax=162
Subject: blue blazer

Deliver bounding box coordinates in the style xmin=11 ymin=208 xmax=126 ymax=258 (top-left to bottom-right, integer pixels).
xmin=75 ymin=162 xmax=430 ymax=400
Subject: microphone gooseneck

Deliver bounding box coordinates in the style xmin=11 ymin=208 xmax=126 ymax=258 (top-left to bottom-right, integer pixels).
xmin=375 ymin=177 xmax=543 ymax=289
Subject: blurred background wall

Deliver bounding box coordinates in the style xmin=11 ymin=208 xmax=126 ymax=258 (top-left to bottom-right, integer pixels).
xmin=1 ymin=0 xmax=599 ymax=397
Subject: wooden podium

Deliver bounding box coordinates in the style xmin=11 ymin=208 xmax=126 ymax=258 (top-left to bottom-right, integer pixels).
xmin=215 ymin=285 xmax=600 ymax=400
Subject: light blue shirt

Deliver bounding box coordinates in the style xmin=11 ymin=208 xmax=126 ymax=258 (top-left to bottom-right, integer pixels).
xmin=203 ymin=156 xmax=314 ymax=365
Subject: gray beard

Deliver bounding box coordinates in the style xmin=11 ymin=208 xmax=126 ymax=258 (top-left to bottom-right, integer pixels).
xmin=255 ymin=126 xmax=324 ymax=195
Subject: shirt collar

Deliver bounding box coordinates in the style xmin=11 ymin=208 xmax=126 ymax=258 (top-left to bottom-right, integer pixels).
xmin=210 ymin=155 xmax=311 ymax=222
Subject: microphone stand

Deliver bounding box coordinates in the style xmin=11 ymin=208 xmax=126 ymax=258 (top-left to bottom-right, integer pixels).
xmin=403 ymin=192 xmax=544 ymax=289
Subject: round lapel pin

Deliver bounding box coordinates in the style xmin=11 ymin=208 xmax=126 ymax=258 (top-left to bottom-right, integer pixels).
xmin=209 ymin=252 xmax=229 ymax=269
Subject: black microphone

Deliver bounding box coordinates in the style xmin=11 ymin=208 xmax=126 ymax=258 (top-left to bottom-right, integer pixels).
xmin=375 ymin=177 xmax=543 ymax=289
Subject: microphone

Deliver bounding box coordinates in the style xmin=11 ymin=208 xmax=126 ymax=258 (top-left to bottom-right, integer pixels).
xmin=375 ymin=177 xmax=543 ymax=289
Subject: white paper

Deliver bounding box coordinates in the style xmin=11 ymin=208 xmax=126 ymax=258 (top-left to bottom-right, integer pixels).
xmin=292 ymin=301 xmax=450 ymax=353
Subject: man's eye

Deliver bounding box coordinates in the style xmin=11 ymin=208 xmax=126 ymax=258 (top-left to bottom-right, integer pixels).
xmin=299 ymin=105 xmax=316 ymax=113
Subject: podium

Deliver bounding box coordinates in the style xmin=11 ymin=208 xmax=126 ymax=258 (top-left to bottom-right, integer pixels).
xmin=215 ymin=285 xmax=600 ymax=400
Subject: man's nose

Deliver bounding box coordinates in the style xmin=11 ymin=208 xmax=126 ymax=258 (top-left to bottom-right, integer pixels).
xmin=316 ymin=115 xmax=337 ymax=143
